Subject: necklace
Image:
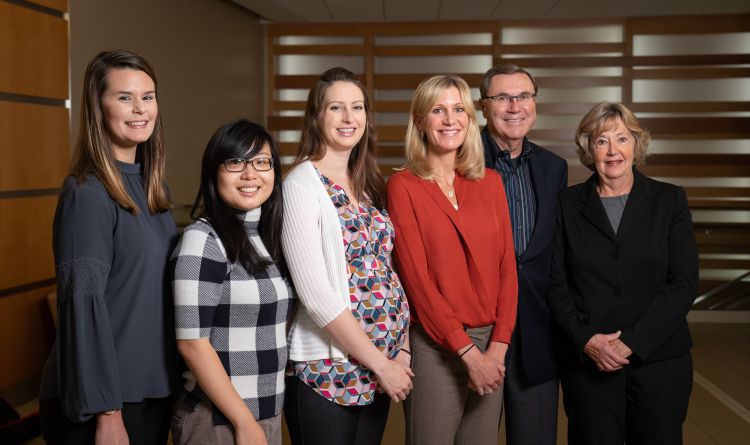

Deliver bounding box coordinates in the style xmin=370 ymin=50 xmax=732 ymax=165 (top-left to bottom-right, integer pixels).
xmin=435 ymin=175 xmax=456 ymax=200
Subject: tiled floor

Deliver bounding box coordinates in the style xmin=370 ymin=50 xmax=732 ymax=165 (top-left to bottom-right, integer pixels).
xmin=16 ymin=322 xmax=750 ymax=444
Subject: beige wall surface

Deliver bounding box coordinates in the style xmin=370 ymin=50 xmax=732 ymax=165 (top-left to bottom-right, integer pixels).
xmin=70 ymin=0 xmax=265 ymax=206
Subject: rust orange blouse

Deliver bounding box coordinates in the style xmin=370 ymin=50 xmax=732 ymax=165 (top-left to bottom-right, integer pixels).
xmin=386 ymin=168 xmax=518 ymax=353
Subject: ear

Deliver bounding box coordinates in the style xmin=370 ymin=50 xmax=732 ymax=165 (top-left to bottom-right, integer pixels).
xmin=413 ymin=113 xmax=422 ymax=132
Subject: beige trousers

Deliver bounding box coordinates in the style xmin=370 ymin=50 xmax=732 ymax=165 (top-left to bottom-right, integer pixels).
xmin=404 ymin=324 xmax=503 ymax=445
xmin=171 ymin=395 xmax=282 ymax=445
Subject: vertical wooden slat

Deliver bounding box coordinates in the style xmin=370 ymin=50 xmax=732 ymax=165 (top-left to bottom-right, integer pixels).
xmin=365 ymin=34 xmax=375 ymax=102
xmin=622 ymin=18 xmax=634 ymax=104
xmin=266 ymin=32 xmax=276 ymax=119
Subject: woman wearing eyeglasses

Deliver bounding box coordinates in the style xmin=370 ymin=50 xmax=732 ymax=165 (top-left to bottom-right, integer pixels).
xmin=170 ymin=120 xmax=292 ymax=445
xmin=281 ymin=67 xmax=413 ymax=445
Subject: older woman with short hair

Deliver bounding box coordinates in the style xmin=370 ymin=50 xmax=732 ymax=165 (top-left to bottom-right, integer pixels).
xmin=387 ymin=74 xmax=518 ymax=445
xmin=548 ymin=102 xmax=699 ymax=445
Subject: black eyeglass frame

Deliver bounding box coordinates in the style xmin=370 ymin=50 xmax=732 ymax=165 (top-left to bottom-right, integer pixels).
xmin=481 ymin=93 xmax=537 ymax=105
xmin=222 ymin=157 xmax=274 ymax=172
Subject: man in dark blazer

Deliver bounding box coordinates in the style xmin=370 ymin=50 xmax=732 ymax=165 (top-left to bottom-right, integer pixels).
xmin=479 ymin=64 xmax=568 ymax=445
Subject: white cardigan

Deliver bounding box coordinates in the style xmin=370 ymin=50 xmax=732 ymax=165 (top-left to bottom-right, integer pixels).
xmin=282 ymin=160 xmax=349 ymax=361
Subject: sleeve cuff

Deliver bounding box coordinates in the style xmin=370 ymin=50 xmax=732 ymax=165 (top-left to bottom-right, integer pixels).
xmin=444 ymin=327 xmax=473 ymax=353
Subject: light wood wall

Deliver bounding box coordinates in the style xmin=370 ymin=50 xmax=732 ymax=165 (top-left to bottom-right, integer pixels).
xmin=0 ymin=0 xmax=68 ymax=391
xmin=266 ymin=15 xmax=750 ymax=299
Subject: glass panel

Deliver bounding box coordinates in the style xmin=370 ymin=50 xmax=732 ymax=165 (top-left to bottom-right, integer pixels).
xmin=376 ymin=55 xmax=492 ymax=74
xmin=633 ymin=79 xmax=750 ymax=102
xmin=375 ymin=34 xmax=493 ymax=45
xmin=502 ymin=25 xmax=623 ymax=44
xmin=633 ymin=33 xmax=750 ymax=56
xmin=277 ymin=55 xmax=363 ymax=75
xmin=278 ymin=36 xmax=364 ymax=45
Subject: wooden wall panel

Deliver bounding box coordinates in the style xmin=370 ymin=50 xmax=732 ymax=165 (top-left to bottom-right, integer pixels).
xmin=0 ymin=197 xmax=56 ymax=291
xmin=0 ymin=101 xmax=69 ymax=191
xmin=0 ymin=1 xmax=68 ymax=98
xmin=0 ymin=286 xmax=56 ymax=389
xmin=26 ymin=0 xmax=68 ymax=13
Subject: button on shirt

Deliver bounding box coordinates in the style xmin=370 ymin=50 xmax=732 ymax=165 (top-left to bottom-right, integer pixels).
xmin=485 ymin=133 xmax=537 ymax=256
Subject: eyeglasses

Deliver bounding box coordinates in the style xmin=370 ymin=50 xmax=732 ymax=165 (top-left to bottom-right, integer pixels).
xmin=483 ymin=93 xmax=536 ymax=106
xmin=223 ymin=157 xmax=274 ymax=172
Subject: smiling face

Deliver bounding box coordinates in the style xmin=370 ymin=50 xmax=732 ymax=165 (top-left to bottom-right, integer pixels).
xmin=591 ymin=118 xmax=635 ymax=184
xmin=100 ymin=68 xmax=157 ymax=159
xmin=419 ymin=86 xmax=469 ymax=157
xmin=217 ymin=144 xmax=275 ymax=211
xmin=481 ymin=72 xmax=536 ymax=155
xmin=319 ymin=81 xmax=366 ymax=154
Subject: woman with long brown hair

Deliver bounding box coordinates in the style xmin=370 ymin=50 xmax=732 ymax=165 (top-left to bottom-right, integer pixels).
xmin=39 ymin=50 xmax=177 ymax=445
xmin=281 ymin=67 xmax=413 ymax=445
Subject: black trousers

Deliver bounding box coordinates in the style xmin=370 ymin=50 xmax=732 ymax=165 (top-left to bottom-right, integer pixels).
xmin=502 ymin=329 xmax=559 ymax=445
xmin=560 ymin=352 xmax=692 ymax=445
xmin=284 ymin=376 xmax=390 ymax=445
xmin=40 ymin=397 xmax=170 ymax=445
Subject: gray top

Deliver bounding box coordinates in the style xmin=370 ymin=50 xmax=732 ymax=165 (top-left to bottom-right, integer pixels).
xmin=600 ymin=194 xmax=629 ymax=233
xmin=39 ymin=161 xmax=178 ymax=422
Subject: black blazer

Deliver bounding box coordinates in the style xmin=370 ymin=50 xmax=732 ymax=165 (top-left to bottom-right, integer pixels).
xmin=483 ymin=133 xmax=568 ymax=384
xmin=548 ymin=169 xmax=699 ymax=364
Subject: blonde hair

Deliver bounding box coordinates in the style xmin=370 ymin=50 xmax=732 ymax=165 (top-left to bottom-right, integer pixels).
xmin=404 ymin=75 xmax=485 ymax=180
xmin=575 ymin=102 xmax=650 ymax=171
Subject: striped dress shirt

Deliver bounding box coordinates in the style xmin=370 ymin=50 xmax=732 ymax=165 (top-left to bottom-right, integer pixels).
xmin=484 ymin=131 xmax=537 ymax=256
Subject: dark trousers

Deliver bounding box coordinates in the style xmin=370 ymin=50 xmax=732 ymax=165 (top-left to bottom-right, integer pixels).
xmin=560 ymin=352 xmax=692 ymax=445
xmin=40 ymin=397 xmax=170 ymax=445
xmin=502 ymin=329 xmax=559 ymax=445
xmin=284 ymin=376 xmax=390 ymax=445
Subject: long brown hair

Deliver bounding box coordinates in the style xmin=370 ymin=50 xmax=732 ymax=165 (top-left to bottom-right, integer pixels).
xmin=71 ymin=49 xmax=170 ymax=214
xmin=293 ymin=67 xmax=385 ymax=209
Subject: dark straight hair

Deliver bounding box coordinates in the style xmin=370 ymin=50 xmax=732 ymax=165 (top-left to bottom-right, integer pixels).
xmin=191 ymin=119 xmax=286 ymax=276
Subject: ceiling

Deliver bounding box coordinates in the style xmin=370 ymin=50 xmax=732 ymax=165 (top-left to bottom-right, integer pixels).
xmin=230 ymin=0 xmax=750 ymax=23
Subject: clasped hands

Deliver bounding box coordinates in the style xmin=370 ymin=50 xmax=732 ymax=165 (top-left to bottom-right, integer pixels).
xmin=462 ymin=342 xmax=507 ymax=396
xmin=584 ymin=330 xmax=633 ymax=372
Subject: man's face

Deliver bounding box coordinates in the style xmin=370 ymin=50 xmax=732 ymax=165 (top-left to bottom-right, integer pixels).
xmin=481 ymin=73 xmax=537 ymax=152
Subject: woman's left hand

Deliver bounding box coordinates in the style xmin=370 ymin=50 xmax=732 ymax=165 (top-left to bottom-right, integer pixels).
xmin=484 ymin=341 xmax=508 ymax=378
xmin=584 ymin=331 xmax=630 ymax=372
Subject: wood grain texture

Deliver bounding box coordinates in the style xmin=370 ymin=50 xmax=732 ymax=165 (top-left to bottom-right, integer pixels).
xmin=26 ymin=0 xmax=68 ymax=13
xmin=0 ymin=101 xmax=69 ymax=191
xmin=0 ymin=196 xmax=56 ymax=290
xmin=0 ymin=285 xmax=56 ymax=390
xmin=0 ymin=1 xmax=68 ymax=99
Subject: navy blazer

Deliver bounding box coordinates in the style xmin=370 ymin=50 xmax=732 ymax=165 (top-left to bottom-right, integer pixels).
xmin=548 ymin=169 xmax=699 ymax=364
xmin=483 ymin=132 xmax=568 ymax=384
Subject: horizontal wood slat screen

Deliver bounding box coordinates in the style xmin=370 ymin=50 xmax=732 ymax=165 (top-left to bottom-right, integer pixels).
xmin=267 ymin=14 xmax=750 ymax=298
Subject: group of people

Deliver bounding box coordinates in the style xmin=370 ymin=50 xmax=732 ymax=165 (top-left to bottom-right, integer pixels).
xmin=38 ymin=49 xmax=698 ymax=445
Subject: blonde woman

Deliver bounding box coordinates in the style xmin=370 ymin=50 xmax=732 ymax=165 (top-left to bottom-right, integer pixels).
xmin=387 ymin=74 xmax=518 ymax=445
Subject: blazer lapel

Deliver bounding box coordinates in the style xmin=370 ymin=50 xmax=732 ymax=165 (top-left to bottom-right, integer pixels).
xmin=579 ymin=174 xmax=618 ymax=241
xmin=523 ymin=149 xmax=546 ymax=257
xmin=616 ymin=169 xmax=651 ymax=240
